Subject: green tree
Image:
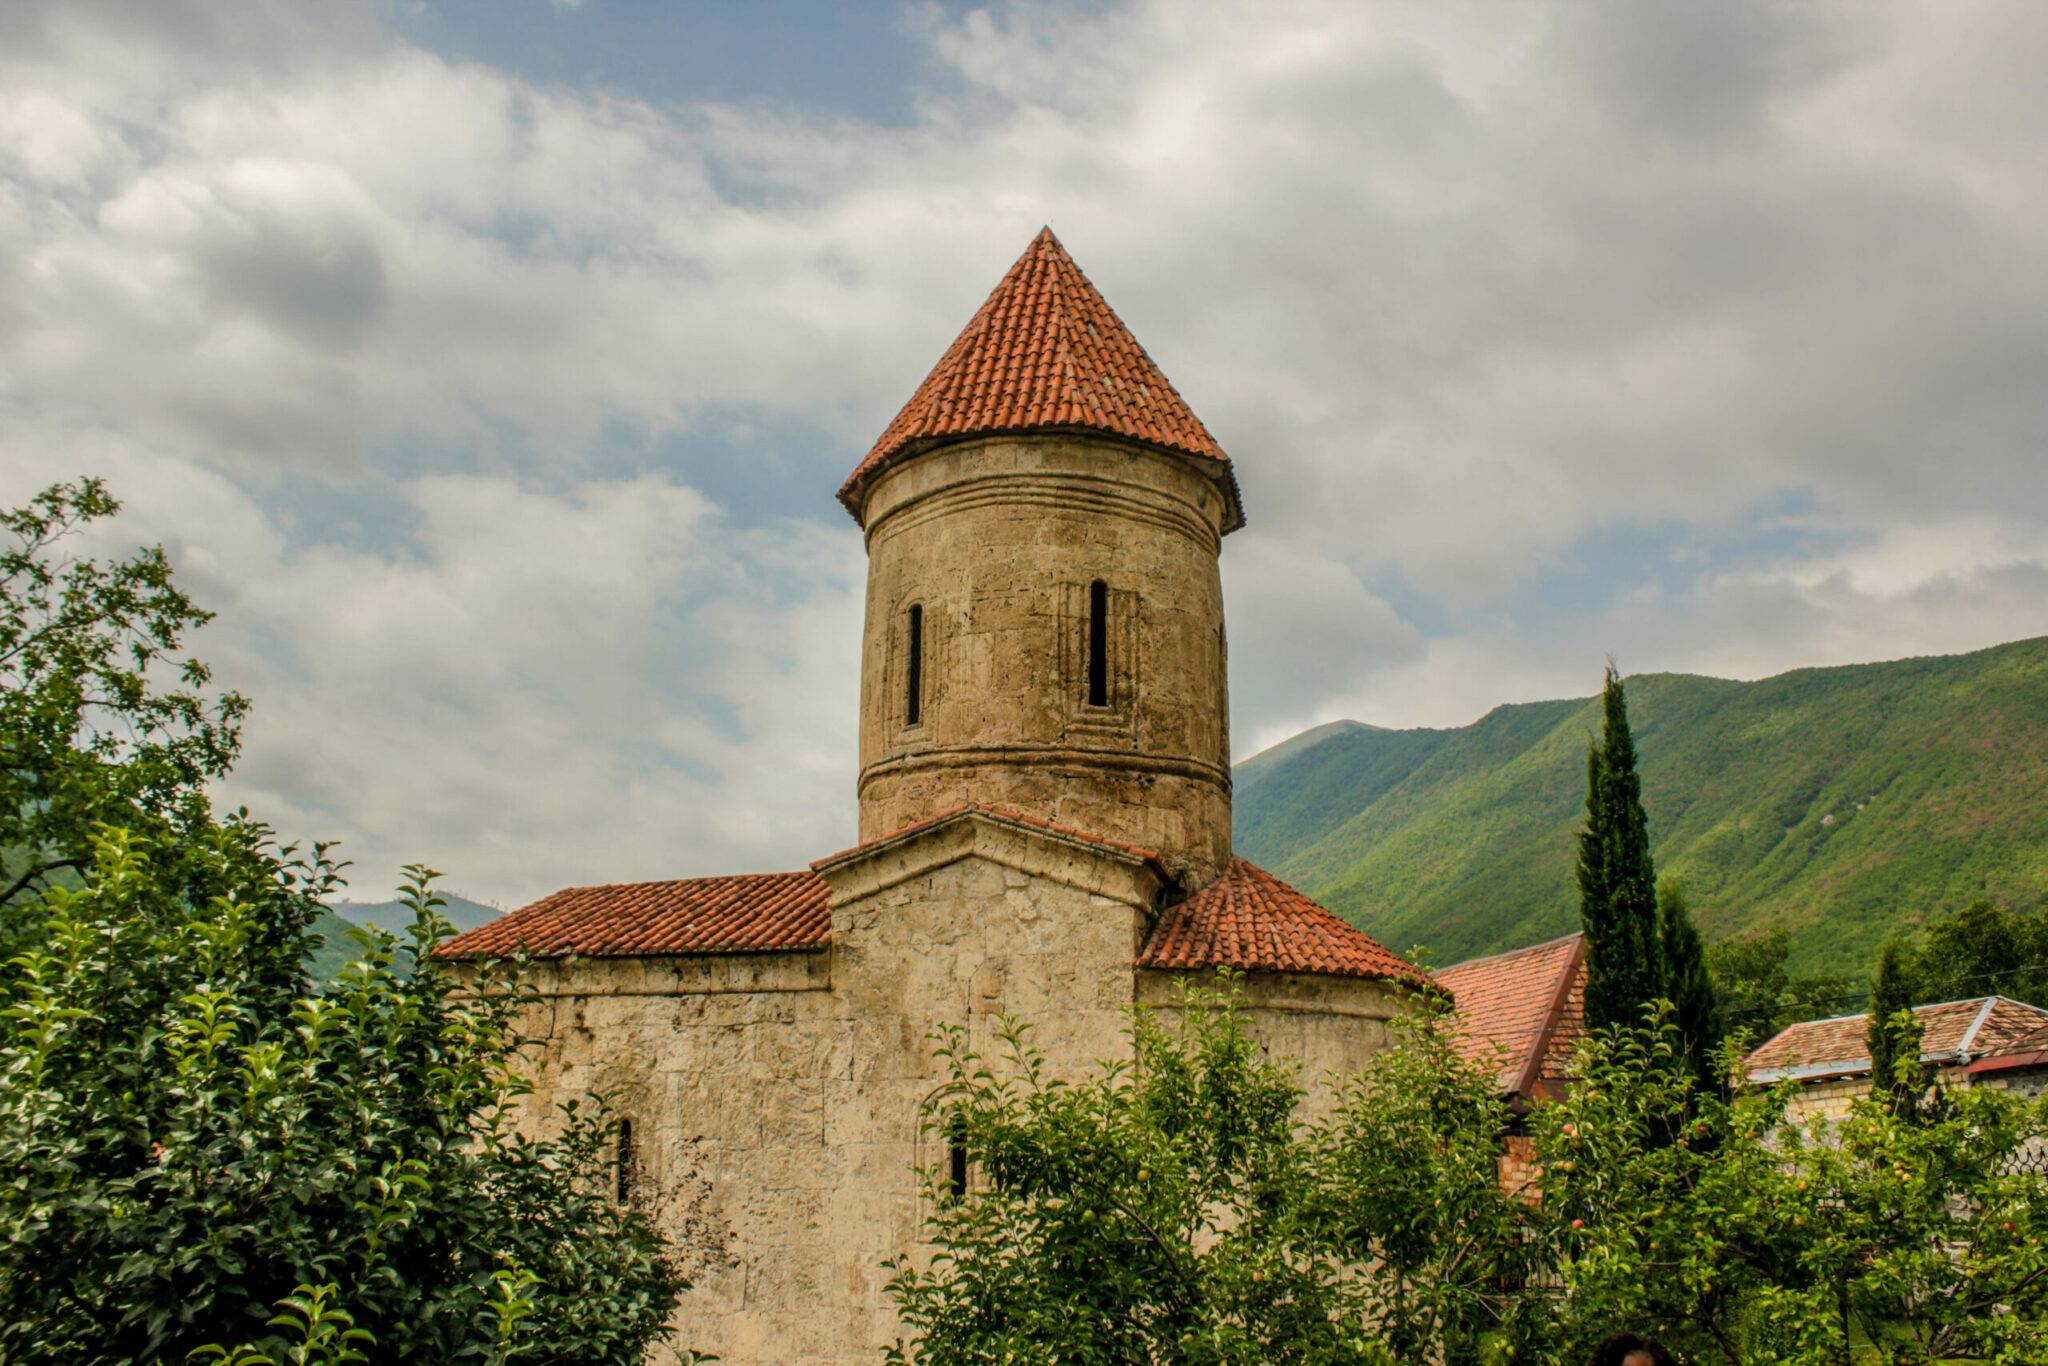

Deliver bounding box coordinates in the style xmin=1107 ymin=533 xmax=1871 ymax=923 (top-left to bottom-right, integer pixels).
xmin=1534 ymin=1009 xmax=2048 ymax=1362
xmin=887 ymin=983 xmax=1545 ymax=1365
xmin=1912 ymin=896 xmax=2048 ymax=1006
xmin=1658 ymin=879 xmax=1724 ymax=1091
xmin=1705 ymin=926 xmax=1859 ymax=1041
xmin=1577 ymin=666 xmax=1661 ymax=1034
xmin=1307 ymin=1000 xmax=1544 ymax=1362
xmin=886 ymin=983 xmax=1375 ymax=1364
xmin=1706 ymin=925 xmax=1792 ymax=1040
xmin=0 ymin=481 xmax=697 ymax=1362
xmin=1867 ymin=938 xmax=1922 ymax=1115
xmin=1 ymin=480 xmax=246 ymax=923
xmin=0 ymin=833 xmax=693 ymax=1364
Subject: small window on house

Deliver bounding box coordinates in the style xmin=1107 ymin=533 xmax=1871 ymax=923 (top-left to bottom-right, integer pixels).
xmin=1086 ymin=579 xmax=1108 ymax=707
xmin=906 ymin=603 xmax=924 ymax=726
xmin=946 ymin=1113 xmax=969 ymax=1201
xmin=616 ymin=1118 xmax=636 ymax=1204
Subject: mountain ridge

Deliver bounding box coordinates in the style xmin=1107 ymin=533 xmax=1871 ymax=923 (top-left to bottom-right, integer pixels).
xmin=1232 ymin=635 xmax=2048 ymax=974
xmin=306 ymin=891 xmax=503 ymax=981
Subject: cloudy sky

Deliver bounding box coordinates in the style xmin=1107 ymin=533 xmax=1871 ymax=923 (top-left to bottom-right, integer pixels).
xmin=5 ymin=0 xmax=2045 ymax=908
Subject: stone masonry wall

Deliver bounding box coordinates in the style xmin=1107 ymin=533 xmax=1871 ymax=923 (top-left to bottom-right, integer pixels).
xmin=508 ymin=828 xmax=1165 ymax=1365
xmin=503 ymin=952 xmax=840 ymax=1360
xmin=1136 ymin=968 xmax=1409 ymax=1121
xmin=1780 ymin=1064 xmax=2048 ymax=1128
xmin=500 ymin=824 xmax=1419 ymax=1364
xmin=853 ymin=434 xmax=1234 ymax=885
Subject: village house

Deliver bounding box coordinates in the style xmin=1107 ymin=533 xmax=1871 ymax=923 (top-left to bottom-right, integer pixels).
xmin=1746 ymin=994 xmax=2048 ymax=1122
xmin=1435 ymin=932 xmax=1589 ymax=1110
xmin=1436 ymin=936 xmax=2048 ymax=1142
xmin=441 ymin=229 xmax=1432 ymax=1365
xmin=1434 ymin=932 xmax=1588 ymax=1190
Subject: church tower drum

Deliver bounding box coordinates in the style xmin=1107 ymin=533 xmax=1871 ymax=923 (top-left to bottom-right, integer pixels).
xmin=838 ymin=229 xmax=1243 ymax=887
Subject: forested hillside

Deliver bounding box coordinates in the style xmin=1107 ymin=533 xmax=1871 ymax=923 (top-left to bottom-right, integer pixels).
xmin=1233 ymin=636 xmax=2048 ymax=972
xmin=305 ymin=891 xmax=502 ymax=980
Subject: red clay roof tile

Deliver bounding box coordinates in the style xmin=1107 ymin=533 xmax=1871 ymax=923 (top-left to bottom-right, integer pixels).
xmin=840 ymin=227 xmax=1241 ymax=529
xmin=439 ymin=805 xmax=1171 ymax=962
xmin=435 ymin=870 xmax=829 ymax=960
xmin=1746 ymin=995 xmax=2048 ymax=1082
xmin=1434 ymin=934 xmax=1587 ymax=1098
xmin=443 ymin=826 xmax=1435 ymax=982
xmin=1137 ymin=858 xmax=1426 ymax=984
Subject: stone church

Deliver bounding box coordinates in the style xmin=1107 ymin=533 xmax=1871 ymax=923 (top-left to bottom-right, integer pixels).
xmin=443 ymin=229 xmax=1428 ymax=1364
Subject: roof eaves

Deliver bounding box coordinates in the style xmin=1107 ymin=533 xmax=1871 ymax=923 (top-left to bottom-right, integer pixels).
xmin=837 ymin=427 xmax=1245 ymax=532
xmin=1750 ymin=1059 xmax=1873 ymax=1084
xmin=1967 ymin=1049 xmax=2048 ymax=1076
xmin=1510 ymin=932 xmax=1586 ymax=1100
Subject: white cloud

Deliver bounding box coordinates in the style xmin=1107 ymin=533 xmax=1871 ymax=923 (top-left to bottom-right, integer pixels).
xmin=3 ymin=0 xmax=2046 ymax=901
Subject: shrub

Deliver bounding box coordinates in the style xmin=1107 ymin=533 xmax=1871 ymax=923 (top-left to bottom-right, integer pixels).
xmin=0 ymin=832 xmax=695 ymax=1364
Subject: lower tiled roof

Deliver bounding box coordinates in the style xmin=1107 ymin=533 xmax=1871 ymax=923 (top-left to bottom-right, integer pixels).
xmin=439 ymin=824 xmax=1423 ymax=984
xmin=1747 ymin=995 xmax=2048 ymax=1082
xmin=1433 ymin=933 xmax=1587 ymax=1098
xmin=1137 ymin=858 xmax=1426 ymax=984
xmin=435 ymin=870 xmax=830 ymax=960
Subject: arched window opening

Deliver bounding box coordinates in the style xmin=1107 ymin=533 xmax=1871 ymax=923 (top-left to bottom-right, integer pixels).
xmin=1086 ymin=579 xmax=1108 ymax=708
xmin=946 ymin=1113 xmax=969 ymax=1201
xmin=906 ymin=603 xmax=924 ymax=727
xmin=616 ymin=1118 xmax=636 ymax=1204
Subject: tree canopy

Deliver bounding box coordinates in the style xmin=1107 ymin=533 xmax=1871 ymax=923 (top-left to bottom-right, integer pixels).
xmin=1911 ymin=896 xmax=2048 ymax=1006
xmin=0 ymin=480 xmax=695 ymax=1363
xmin=1578 ymin=668 xmax=1723 ymax=1084
xmin=891 ymin=987 xmax=2048 ymax=1364
xmin=1658 ymin=879 xmax=1724 ymax=1092
xmin=1 ymin=479 xmax=244 ymax=921
xmin=886 ymin=983 xmax=1539 ymax=1365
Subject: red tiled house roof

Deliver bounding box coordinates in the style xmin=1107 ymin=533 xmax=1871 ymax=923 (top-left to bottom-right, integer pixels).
xmin=443 ymin=828 xmax=1424 ymax=989
xmin=439 ymin=805 xmax=1166 ymax=963
xmin=437 ymin=870 xmax=829 ymax=959
xmin=1138 ymin=858 xmax=1427 ymax=985
xmin=1433 ymin=933 xmax=1587 ymax=1102
xmin=1747 ymin=995 xmax=2048 ymax=1083
xmin=839 ymin=226 xmax=1243 ymax=531
xmin=1967 ymin=1018 xmax=2048 ymax=1077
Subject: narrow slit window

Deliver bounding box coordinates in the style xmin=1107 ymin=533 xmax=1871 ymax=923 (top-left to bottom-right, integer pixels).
xmin=947 ymin=1114 xmax=969 ymax=1200
xmin=906 ymin=604 xmax=924 ymax=726
xmin=616 ymin=1118 xmax=636 ymax=1204
xmin=1087 ymin=580 xmax=1109 ymax=707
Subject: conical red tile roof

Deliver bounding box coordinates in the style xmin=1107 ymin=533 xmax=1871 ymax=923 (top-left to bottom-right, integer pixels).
xmin=840 ymin=227 xmax=1241 ymax=528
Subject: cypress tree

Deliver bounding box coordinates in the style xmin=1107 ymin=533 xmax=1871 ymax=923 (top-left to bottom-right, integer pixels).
xmin=1659 ymin=878 xmax=1724 ymax=1092
xmin=1867 ymin=939 xmax=1921 ymax=1114
xmin=1577 ymin=666 xmax=1662 ymax=1034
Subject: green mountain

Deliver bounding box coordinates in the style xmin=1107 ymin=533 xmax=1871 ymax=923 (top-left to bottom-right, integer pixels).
xmin=330 ymin=891 xmax=503 ymax=936
xmin=305 ymin=892 xmax=503 ymax=982
xmin=304 ymin=908 xmax=366 ymax=983
xmin=1234 ymin=636 xmax=2048 ymax=974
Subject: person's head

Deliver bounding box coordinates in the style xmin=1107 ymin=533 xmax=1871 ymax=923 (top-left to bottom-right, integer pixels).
xmin=1590 ymin=1333 xmax=1678 ymax=1366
